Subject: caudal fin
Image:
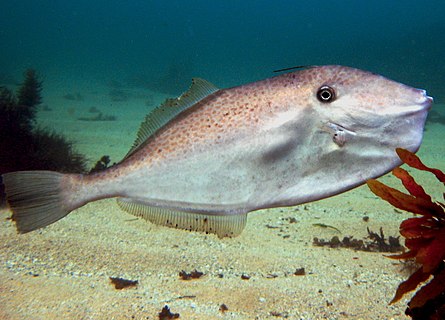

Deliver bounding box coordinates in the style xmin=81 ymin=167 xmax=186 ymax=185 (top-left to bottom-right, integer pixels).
xmin=2 ymin=171 xmax=69 ymax=233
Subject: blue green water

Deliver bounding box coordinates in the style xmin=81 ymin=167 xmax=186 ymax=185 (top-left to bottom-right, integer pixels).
xmin=1 ymin=0 xmax=444 ymax=101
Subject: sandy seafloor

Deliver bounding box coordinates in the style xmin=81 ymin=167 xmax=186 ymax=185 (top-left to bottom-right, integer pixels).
xmin=1 ymin=79 xmax=444 ymax=320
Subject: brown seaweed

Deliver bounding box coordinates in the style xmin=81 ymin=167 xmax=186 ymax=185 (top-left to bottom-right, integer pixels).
xmin=63 ymin=92 xmax=83 ymax=101
xmin=89 ymin=155 xmax=112 ymax=173
xmin=367 ymin=148 xmax=445 ymax=315
xmin=219 ymin=304 xmax=229 ymax=313
xmin=158 ymin=305 xmax=180 ymax=319
xmin=178 ymin=269 xmax=204 ymax=280
xmin=294 ymin=268 xmax=306 ymax=276
xmin=0 ymin=70 xmax=87 ymax=177
xmin=77 ymin=112 xmax=116 ymax=121
xmin=109 ymin=276 xmax=138 ymax=290
xmin=313 ymin=227 xmax=403 ymax=253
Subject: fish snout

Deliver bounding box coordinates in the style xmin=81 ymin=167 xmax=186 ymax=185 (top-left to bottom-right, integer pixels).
xmin=422 ymin=95 xmax=434 ymax=110
xmin=413 ymin=88 xmax=433 ymax=110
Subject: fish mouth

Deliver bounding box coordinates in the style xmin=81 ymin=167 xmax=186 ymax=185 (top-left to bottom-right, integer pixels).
xmin=400 ymin=90 xmax=433 ymax=116
xmin=421 ymin=95 xmax=434 ymax=111
xmin=414 ymin=89 xmax=433 ymax=111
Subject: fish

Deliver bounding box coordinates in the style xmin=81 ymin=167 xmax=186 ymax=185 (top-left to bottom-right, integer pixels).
xmin=2 ymin=65 xmax=433 ymax=237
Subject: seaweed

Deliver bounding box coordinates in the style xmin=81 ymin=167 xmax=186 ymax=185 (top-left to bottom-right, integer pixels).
xmin=89 ymin=155 xmax=112 ymax=173
xmin=109 ymin=276 xmax=138 ymax=290
xmin=294 ymin=267 xmax=306 ymax=276
xmin=17 ymin=69 xmax=42 ymax=119
xmin=313 ymin=227 xmax=403 ymax=253
xmin=367 ymin=148 xmax=445 ymax=317
xmin=158 ymin=305 xmax=180 ymax=320
xmin=62 ymin=92 xmax=83 ymax=101
xmin=270 ymin=311 xmax=290 ymax=317
xmin=219 ymin=304 xmax=229 ymax=313
xmin=0 ymin=85 xmax=32 ymax=132
xmin=77 ymin=112 xmax=116 ymax=121
xmin=178 ymin=269 xmax=204 ymax=280
xmin=367 ymin=227 xmax=403 ymax=253
xmin=30 ymin=128 xmax=87 ymax=172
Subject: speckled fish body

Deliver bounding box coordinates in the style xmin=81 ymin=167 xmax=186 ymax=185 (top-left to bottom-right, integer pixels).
xmin=3 ymin=65 xmax=433 ymax=236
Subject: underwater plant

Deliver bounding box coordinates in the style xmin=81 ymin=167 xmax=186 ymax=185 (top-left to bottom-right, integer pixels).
xmin=89 ymin=155 xmax=112 ymax=173
xmin=0 ymin=70 xmax=87 ymax=175
xmin=367 ymin=148 xmax=445 ymax=318
xmin=17 ymin=68 xmax=42 ymax=119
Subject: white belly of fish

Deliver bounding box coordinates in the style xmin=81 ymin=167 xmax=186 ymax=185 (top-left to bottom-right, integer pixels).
xmin=114 ymin=120 xmax=378 ymax=215
xmin=119 ymin=119 xmax=314 ymax=214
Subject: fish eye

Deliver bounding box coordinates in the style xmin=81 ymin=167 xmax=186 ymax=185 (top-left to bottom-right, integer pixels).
xmin=317 ymin=86 xmax=336 ymax=103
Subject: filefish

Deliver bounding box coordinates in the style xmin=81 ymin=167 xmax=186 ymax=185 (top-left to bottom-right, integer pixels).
xmin=2 ymin=65 xmax=433 ymax=237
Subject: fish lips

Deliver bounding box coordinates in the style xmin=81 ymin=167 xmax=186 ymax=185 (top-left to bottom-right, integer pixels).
xmin=411 ymin=89 xmax=433 ymax=112
xmin=390 ymin=91 xmax=433 ymax=118
xmin=394 ymin=90 xmax=432 ymax=153
xmin=422 ymin=95 xmax=434 ymax=110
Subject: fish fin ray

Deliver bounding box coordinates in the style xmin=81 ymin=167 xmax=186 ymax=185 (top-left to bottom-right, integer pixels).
xmin=2 ymin=171 xmax=69 ymax=233
xmin=116 ymin=198 xmax=246 ymax=238
xmin=123 ymin=78 xmax=219 ymax=159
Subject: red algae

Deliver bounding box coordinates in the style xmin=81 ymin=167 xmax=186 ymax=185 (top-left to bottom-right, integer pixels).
xmin=367 ymin=148 xmax=445 ymax=316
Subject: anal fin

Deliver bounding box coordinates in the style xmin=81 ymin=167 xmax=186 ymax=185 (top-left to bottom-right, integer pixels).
xmin=116 ymin=198 xmax=246 ymax=238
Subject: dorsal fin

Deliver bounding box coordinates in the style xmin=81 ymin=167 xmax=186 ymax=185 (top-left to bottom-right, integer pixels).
xmin=117 ymin=198 xmax=247 ymax=238
xmin=124 ymin=78 xmax=219 ymax=159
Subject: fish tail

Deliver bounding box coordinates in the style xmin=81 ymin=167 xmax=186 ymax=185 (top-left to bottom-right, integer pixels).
xmin=2 ymin=171 xmax=72 ymax=233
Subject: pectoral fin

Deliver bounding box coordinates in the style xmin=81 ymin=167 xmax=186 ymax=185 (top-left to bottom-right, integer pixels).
xmin=116 ymin=198 xmax=246 ymax=238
